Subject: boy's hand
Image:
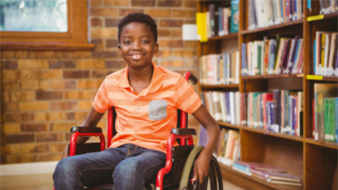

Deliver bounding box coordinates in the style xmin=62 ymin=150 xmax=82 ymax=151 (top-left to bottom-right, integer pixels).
xmin=192 ymin=152 xmax=210 ymax=184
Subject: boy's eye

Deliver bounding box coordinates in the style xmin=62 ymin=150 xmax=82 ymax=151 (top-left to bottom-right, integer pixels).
xmin=123 ymin=41 xmax=132 ymax=45
xmin=141 ymin=40 xmax=150 ymax=44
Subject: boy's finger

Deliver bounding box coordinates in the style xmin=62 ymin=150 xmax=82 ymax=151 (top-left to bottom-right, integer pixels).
xmin=198 ymin=171 xmax=204 ymax=184
xmin=192 ymin=167 xmax=198 ymax=181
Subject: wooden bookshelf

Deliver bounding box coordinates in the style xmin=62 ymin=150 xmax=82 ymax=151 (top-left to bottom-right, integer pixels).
xmin=200 ymin=84 xmax=239 ymax=89
xmin=208 ymin=32 xmax=238 ymax=41
xmin=197 ymin=1 xmax=338 ymax=190
xmin=240 ymin=20 xmax=303 ymax=35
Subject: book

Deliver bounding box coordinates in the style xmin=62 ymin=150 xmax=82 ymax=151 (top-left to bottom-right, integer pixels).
xmin=232 ymin=162 xmax=251 ymax=176
xmin=324 ymin=98 xmax=336 ymax=142
xmin=314 ymin=83 xmax=338 ymax=141
xmin=251 ymin=169 xmax=302 ymax=183
xmin=196 ymin=12 xmax=208 ymax=42
xmin=224 ymin=130 xmax=239 ymax=160
xmin=336 ymin=98 xmax=338 ymax=142
xmin=235 ymin=161 xmax=287 ymax=173
xmin=230 ymin=0 xmax=239 ymax=33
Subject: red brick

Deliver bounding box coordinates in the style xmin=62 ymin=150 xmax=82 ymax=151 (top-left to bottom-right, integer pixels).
xmin=1 ymin=144 xmax=21 ymax=154
xmin=145 ymin=9 xmax=171 ymax=17
xmin=154 ymin=50 xmax=171 ymax=58
xmin=119 ymin=9 xmax=144 ymax=17
xmin=5 ymin=113 xmax=35 ymax=122
xmin=21 ymin=123 xmax=49 ymax=132
xmin=2 ymin=60 xmax=18 ymax=69
xmin=6 ymin=134 xmax=35 ymax=144
xmin=91 ymin=0 xmax=102 ymax=6
xmin=2 ymin=51 xmax=15 ymax=58
xmin=50 ymin=143 xmax=68 ymax=152
xmin=131 ymin=0 xmax=155 ymax=6
xmin=49 ymin=81 xmax=76 ymax=89
xmin=158 ymin=0 xmax=181 ymax=7
xmin=2 ymin=82 xmax=20 ymax=90
xmin=51 ymin=102 xmax=77 ymax=111
xmin=51 ymin=122 xmax=78 ymax=131
xmin=64 ymin=91 xmax=91 ymax=100
xmin=21 ymin=81 xmax=48 ymax=90
xmin=29 ymin=51 xmax=54 ymax=58
xmin=34 ymin=70 xmax=62 ymax=79
xmin=158 ymin=29 xmax=171 ymax=37
xmin=160 ymin=59 xmax=184 ymax=68
xmin=3 ymin=124 xmax=21 ymax=134
xmin=158 ymin=39 xmax=183 ymax=48
xmin=2 ymin=70 xmax=20 ymax=80
xmin=183 ymin=1 xmax=197 ymax=8
xmin=49 ymin=60 xmax=76 ymax=69
xmin=36 ymin=91 xmax=63 ymax=100
xmin=92 ymin=70 xmax=113 ymax=78
xmin=19 ymin=102 xmax=49 ymax=111
xmin=105 ymin=18 xmax=120 ymax=27
xmin=91 ymin=7 xmax=118 ymax=17
xmin=184 ymin=20 xmax=196 ymax=24
xmin=63 ymin=71 xmax=90 ymax=79
xmin=185 ymin=59 xmax=197 ymax=67
xmin=173 ymin=50 xmax=196 ymax=57
xmin=106 ymin=39 xmax=119 ymax=48
xmin=65 ymin=112 xmax=89 ymax=120
xmin=104 ymin=0 xmax=129 ymax=6
xmin=92 ymin=51 xmax=118 ymax=58
xmin=78 ymin=81 xmax=102 ymax=89
xmin=4 ymin=102 xmax=19 ymax=112
xmin=105 ymin=60 xmax=126 ymax=69
xmin=36 ymin=133 xmax=63 ymax=142
xmin=172 ymin=29 xmax=182 ymax=38
xmin=6 ymin=155 xmax=37 ymax=164
xmin=21 ymin=144 xmax=49 ymax=153
xmin=159 ymin=19 xmax=183 ymax=27
xmin=91 ymin=18 xmax=102 ymax=27
xmin=15 ymin=51 xmax=28 ymax=58
xmin=38 ymin=154 xmax=62 ymax=161
xmin=173 ymin=9 xmax=196 ymax=18
xmin=91 ymin=39 xmax=104 ymax=49
xmin=184 ymin=41 xmax=199 ymax=48
xmin=63 ymin=51 xmax=92 ymax=59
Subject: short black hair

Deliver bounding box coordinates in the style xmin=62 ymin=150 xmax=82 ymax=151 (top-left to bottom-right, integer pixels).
xmin=118 ymin=12 xmax=157 ymax=43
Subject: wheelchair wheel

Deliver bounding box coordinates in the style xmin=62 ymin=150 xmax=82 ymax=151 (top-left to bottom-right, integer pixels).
xmin=178 ymin=146 xmax=223 ymax=190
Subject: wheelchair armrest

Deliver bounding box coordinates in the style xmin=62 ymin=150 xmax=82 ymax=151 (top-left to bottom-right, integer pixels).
xmin=170 ymin=128 xmax=196 ymax=135
xmin=70 ymin=126 xmax=102 ymax=133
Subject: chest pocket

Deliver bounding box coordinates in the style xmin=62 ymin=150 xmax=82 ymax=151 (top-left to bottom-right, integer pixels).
xmin=148 ymin=100 xmax=167 ymax=121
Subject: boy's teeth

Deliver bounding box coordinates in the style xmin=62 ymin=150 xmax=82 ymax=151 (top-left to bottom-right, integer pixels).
xmin=132 ymin=55 xmax=142 ymax=59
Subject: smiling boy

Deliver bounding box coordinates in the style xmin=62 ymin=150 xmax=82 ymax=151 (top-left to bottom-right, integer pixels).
xmin=53 ymin=13 xmax=220 ymax=190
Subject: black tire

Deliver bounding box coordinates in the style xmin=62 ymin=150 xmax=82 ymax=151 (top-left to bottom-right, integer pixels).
xmin=179 ymin=146 xmax=223 ymax=190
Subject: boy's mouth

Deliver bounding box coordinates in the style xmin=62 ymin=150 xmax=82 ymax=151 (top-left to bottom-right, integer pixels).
xmin=130 ymin=54 xmax=143 ymax=60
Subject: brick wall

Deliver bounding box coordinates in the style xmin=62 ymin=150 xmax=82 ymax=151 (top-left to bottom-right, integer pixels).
xmin=0 ymin=0 xmax=199 ymax=164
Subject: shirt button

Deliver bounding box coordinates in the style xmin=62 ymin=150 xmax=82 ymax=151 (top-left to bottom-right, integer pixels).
xmin=137 ymin=106 xmax=140 ymax=110
xmin=136 ymin=97 xmax=139 ymax=100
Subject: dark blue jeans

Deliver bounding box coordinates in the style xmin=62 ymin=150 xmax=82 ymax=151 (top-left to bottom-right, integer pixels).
xmin=53 ymin=144 xmax=166 ymax=190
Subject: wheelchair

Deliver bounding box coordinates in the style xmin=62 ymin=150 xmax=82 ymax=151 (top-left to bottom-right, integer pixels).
xmin=65 ymin=72 xmax=223 ymax=190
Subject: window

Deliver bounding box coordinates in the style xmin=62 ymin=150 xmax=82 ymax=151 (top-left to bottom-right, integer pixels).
xmin=0 ymin=0 xmax=94 ymax=50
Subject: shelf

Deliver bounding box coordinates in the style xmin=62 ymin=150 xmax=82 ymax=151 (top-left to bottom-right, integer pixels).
xmin=306 ymin=75 xmax=338 ymax=82
xmin=217 ymin=121 xmax=304 ymax=142
xmin=242 ymin=74 xmax=303 ymax=80
xmin=305 ymin=138 xmax=338 ymax=150
xmin=241 ymin=20 xmax=303 ymax=35
xmin=208 ymin=33 xmax=238 ymax=41
xmin=200 ymin=84 xmax=239 ymax=89
xmin=240 ymin=126 xmax=304 ymax=142
xmin=198 ymin=0 xmax=230 ymax=4
xmin=219 ymin=164 xmax=303 ymax=190
xmin=307 ymin=12 xmax=338 ymax=22
xmin=217 ymin=121 xmax=241 ymax=130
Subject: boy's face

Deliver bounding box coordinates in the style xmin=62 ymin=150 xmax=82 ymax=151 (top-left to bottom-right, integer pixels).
xmin=118 ymin=22 xmax=158 ymax=70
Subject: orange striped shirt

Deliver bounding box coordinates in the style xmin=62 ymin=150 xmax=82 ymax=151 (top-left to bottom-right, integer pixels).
xmin=93 ymin=62 xmax=202 ymax=153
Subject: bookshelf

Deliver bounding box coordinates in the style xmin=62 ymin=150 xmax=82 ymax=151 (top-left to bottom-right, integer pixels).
xmin=197 ymin=1 xmax=338 ymax=190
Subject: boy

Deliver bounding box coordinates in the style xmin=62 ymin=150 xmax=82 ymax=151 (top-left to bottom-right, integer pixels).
xmin=53 ymin=13 xmax=220 ymax=190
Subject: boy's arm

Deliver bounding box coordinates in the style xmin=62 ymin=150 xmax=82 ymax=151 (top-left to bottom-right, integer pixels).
xmin=191 ymin=104 xmax=220 ymax=184
xmin=61 ymin=107 xmax=105 ymax=159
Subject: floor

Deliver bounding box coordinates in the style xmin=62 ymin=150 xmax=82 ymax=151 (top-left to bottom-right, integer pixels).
xmin=0 ymin=173 xmax=244 ymax=190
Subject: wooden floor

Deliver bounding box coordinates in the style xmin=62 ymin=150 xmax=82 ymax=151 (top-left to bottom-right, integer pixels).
xmin=0 ymin=173 xmax=244 ymax=190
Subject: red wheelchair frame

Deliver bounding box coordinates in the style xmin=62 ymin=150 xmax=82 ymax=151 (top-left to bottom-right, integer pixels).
xmin=66 ymin=71 xmax=198 ymax=190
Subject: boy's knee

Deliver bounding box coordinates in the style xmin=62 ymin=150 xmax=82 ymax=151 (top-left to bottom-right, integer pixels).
xmin=113 ymin=161 xmax=140 ymax=180
xmin=54 ymin=158 xmax=78 ymax=178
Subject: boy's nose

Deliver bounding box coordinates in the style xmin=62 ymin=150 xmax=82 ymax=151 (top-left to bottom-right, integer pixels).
xmin=131 ymin=41 xmax=142 ymax=50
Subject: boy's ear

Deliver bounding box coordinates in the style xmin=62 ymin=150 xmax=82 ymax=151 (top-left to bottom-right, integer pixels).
xmin=118 ymin=44 xmax=122 ymax=55
xmin=153 ymin=43 xmax=159 ymax=54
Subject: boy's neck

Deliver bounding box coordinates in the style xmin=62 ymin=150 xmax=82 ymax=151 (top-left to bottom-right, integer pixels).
xmin=127 ymin=64 xmax=154 ymax=94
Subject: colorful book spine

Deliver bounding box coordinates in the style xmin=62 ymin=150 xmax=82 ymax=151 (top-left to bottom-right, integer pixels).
xmin=335 ymin=98 xmax=338 ymax=142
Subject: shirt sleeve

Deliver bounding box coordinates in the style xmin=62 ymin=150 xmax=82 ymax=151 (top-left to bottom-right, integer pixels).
xmin=174 ymin=76 xmax=203 ymax=114
xmin=93 ymin=79 xmax=110 ymax=113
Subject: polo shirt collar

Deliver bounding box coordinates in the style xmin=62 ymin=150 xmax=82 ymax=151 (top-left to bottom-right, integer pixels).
xmin=118 ymin=62 xmax=164 ymax=95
